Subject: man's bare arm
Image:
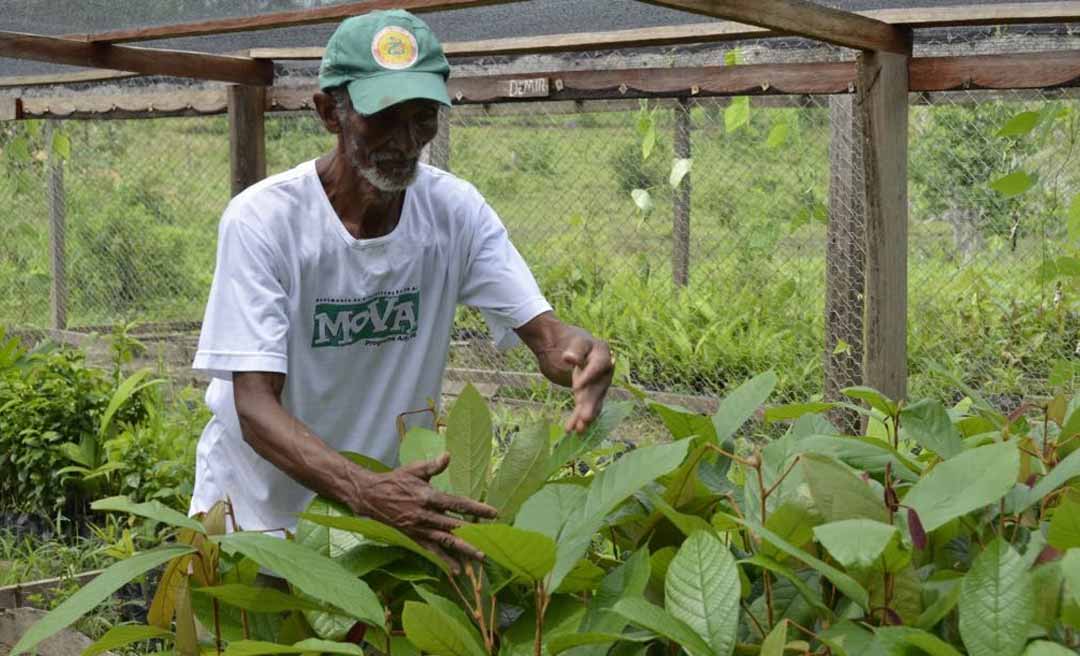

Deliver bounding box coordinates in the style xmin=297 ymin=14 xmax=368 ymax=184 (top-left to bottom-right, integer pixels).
xmin=514 ymin=311 xmax=614 ymax=433
xmin=232 ymin=371 xmax=496 ymax=572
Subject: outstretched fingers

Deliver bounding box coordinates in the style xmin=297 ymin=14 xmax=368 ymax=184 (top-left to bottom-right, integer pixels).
xmin=404 ymin=452 xmax=451 ymax=481
xmin=428 ymin=491 xmax=498 ymax=519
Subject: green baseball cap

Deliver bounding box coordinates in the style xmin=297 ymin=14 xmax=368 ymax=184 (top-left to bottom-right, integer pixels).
xmin=319 ymin=10 xmax=451 ymax=116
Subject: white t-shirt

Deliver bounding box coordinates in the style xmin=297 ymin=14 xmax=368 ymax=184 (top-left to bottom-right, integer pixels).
xmin=189 ymin=160 xmax=551 ymax=533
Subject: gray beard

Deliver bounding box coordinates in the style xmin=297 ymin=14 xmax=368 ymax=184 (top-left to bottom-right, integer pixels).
xmin=351 ymin=155 xmax=418 ymax=192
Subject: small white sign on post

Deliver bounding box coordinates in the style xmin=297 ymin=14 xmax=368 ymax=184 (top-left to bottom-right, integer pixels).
xmin=505 ymin=78 xmax=550 ymax=98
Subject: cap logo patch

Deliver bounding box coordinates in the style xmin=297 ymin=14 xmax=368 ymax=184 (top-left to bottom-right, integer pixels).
xmin=371 ymin=26 xmax=419 ymax=70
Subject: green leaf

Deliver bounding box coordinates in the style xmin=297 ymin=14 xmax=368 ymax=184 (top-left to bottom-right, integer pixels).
xmin=664 ymin=531 xmax=740 ymax=656
xmin=631 ymin=189 xmax=653 ymax=214
xmin=738 ymin=554 xmax=832 ymax=619
xmin=737 ymin=516 xmax=870 ymax=609
xmin=92 ymin=496 xmax=206 ymax=534
xmin=901 ymin=400 xmax=964 ymax=459
xmin=997 ymin=111 xmax=1041 ymax=137
xmin=612 ymin=598 xmax=712 ymax=656
xmin=222 ymin=639 xmax=364 ymax=656
xmin=649 ymin=402 xmax=717 ymax=443
xmin=1024 ymin=640 xmax=1077 ymax=655
xmin=1050 ymin=497 xmax=1080 ymax=551
xmin=486 ymin=423 xmax=550 ymax=519
xmin=402 ymin=601 xmax=486 ymax=656
xmin=760 ymin=620 xmax=787 ymax=656
xmin=725 ymin=96 xmax=750 ymax=133
xmin=580 ymin=548 xmax=651 ymax=639
xmin=547 ymin=632 xmax=652 ymax=656
xmin=1061 ymin=549 xmax=1080 ymax=606
xmin=766 ymin=123 xmax=790 ymax=149
xmin=82 ymin=624 xmax=172 ymax=656
xmin=548 ymin=402 xmax=632 ymax=475
xmin=761 ymin=500 xmax=820 ymax=562
xmin=9 ymin=546 xmax=194 ymax=656
xmin=51 ymin=131 xmax=71 ymax=160
xmin=875 ymin=627 xmax=964 ymax=656
xmin=193 ymin=584 xmax=326 ymax=613
xmin=642 ymin=118 xmax=657 ymax=161
xmin=916 ymin=579 xmax=962 ymax=630
xmin=841 ymin=386 xmax=897 ymax=416
xmin=764 ymin=402 xmax=834 ymax=425
xmin=1014 ymin=448 xmax=1080 ymax=513
xmin=514 ymin=483 xmax=586 ymax=544
xmin=801 ymin=453 xmax=888 ymax=523
xmin=215 ymin=532 xmax=385 ymax=629
xmin=400 ymin=428 xmax=449 ymax=491
xmin=813 ymin=519 xmax=898 ymax=570
xmin=647 ymin=490 xmax=715 ymax=538
xmin=7 ymin=136 xmax=30 ymax=162
xmin=100 ymin=369 xmax=164 ymax=439
xmin=991 ymin=170 xmax=1037 ymax=198
xmin=669 ymin=158 xmax=692 ymax=189
xmin=1068 ymin=193 xmax=1080 ymax=243
xmin=453 ymin=524 xmax=555 ymax=581
xmin=549 ymin=440 xmax=691 ymax=590
xmin=904 ymin=441 xmax=1020 ymax=532
xmin=413 ymin=589 xmax=486 ymax=653
xmin=296 ymin=512 xmax=448 ymax=575
xmin=713 ymin=371 xmax=776 ymax=442
xmin=445 ymin=384 xmax=492 ymax=501
xmin=959 ymin=538 xmax=1034 ymax=656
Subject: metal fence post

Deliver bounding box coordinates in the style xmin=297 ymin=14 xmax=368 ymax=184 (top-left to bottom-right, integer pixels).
xmin=45 ymin=119 xmax=66 ymax=330
xmin=227 ymin=85 xmax=266 ymax=197
xmin=673 ymin=98 xmax=691 ymax=287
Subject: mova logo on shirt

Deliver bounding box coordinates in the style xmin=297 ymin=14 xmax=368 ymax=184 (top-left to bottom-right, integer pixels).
xmin=312 ymin=289 xmax=420 ymax=348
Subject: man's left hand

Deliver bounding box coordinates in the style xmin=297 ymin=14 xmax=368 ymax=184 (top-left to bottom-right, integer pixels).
xmin=515 ymin=313 xmax=614 ymax=434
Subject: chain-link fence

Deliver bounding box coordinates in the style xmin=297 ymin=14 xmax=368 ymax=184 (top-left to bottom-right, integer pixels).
xmin=2 ymin=84 xmax=1077 ymax=408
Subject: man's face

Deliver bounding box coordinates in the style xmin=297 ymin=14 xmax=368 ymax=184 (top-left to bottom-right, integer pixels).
xmin=339 ymin=98 xmax=439 ymax=192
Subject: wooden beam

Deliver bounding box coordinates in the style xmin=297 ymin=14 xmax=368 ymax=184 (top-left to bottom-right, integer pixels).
xmin=859 ymin=50 xmax=909 ymax=401
xmin=872 ymin=1 xmax=1080 ymax=27
xmin=635 ymin=0 xmax=912 ymax=54
xmin=228 ymin=85 xmax=267 ymax=196
xmin=70 ymin=0 xmax=526 ymax=44
xmin=0 ymin=31 xmax=273 ymax=86
xmin=46 ymin=120 xmax=67 ymax=330
xmin=910 ymin=50 xmax=1080 ymax=91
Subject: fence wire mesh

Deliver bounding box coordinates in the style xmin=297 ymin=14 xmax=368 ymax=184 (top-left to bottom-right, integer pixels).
xmin=1 ymin=86 xmax=1077 ymax=409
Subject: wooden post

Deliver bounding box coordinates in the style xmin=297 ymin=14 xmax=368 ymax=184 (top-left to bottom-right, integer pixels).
xmin=227 ymin=85 xmax=266 ymax=196
xmin=824 ymin=95 xmax=865 ymax=433
xmin=672 ymin=98 xmax=691 ymax=287
xmin=858 ymin=49 xmax=910 ymax=401
xmin=45 ymin=119 xmax=66 ymax=329
xmin=430 ymin=105 xmax=451 ymax=171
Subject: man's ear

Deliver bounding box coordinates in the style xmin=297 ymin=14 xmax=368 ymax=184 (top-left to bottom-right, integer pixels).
xmin=313 ymin=91 xmax=341 ymax=134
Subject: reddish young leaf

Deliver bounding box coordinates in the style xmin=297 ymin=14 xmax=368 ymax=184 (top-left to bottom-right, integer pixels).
xmin=907 ymin=507 xmax=927 ymax=550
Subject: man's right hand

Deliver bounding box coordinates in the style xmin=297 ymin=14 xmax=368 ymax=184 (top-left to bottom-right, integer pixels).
xmin=347 ymin=453 xmax=497 ymax=574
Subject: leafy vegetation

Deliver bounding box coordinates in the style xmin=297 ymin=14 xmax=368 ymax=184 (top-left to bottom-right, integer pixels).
xmin=12 ymin=373 xmax=1080 ymax=656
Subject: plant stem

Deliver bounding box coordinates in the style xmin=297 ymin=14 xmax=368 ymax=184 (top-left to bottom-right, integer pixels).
xmin=751 ymin=448 xmax=775 ymax=629
xmin=707 ymin=444 xmax=758 ymax=468
xmin=763 ymin=456 xmax=801 ymax=500
xmin=240 ymin=609 xmax=250 ymax=640
xmin=740 ymin=599 xmax=767 ymax=639
xmin=534 ymin=584 xmax=549 ymax=656
xmin=212 ymin=598 xmax=223 ymax=655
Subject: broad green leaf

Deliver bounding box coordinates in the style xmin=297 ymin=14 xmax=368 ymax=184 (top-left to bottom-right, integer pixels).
xmin=764 ymin=402 xmax=834 ymax=424
xmin=904 ymin=441 xmax=1020 ymax=532
xmin=557 ymin=558 xmax=605 ymax=593
xmin=548 ymin=402 xmax=632 ymax=475
xmin=453 ymin=524 xmax=555 ymax=581
xmin=174 ymin=576 xmax=197 ymax=656
xmin=801 ymin=453 xmax=888 ymax=523
xmin=916 ymin=579 xmax=962 ymax=630
xmin=766 ymin=123 xmax=790 ymax=149
xmin=664 ymin=531 xmax=740 ymax=656
xmin=991 ymin=170 xmax=1037 ymax=198
xmin=547 ymin=632 xmax=652 ymax=656
xmin=761 ymin=500 xmax=820 ymax=562
xmin=642 ymin=118 xmax=656 ymax=161
xmin=92 ymin=496 xmax=206 ymax=534
xmin=580 ymin=548 xmax=651 ymax=639
xmin=612 ymin=598 xmax=712 ymax=656
xmin=1024 ymin=641 xmax=1076 ymax=655
xmin=725 ymin=96 xmax=750 ymax=133
xmin=669 ymin=158 xmax=692 ymax=189
xmin=959 ymin=538 xmax=1034 ymax=656
xmin=9 ymin=545 xmax=194 ymax=656
xmin=647 ymin=491 xmax=714 ymax=537
xmin=486 ymin=423 xmax=550 ymax=519
xmin=813 ymin=519 xmax=898 ymax=570
xmin=789 ymin=434 xmax=921 ymax=482
xmin=875 ymin=627 xmax=963 ymax=656
xmin=1061 ymin=549 xmax=1080 ymax=606
xmin=631 ymin=189 xmax=653 ymax=214
xmin=215 ymin=532 xmax=385 ymax=629
xmin=341 ymin=450 xmax=392 ymax=472
xmin=193 ymin=584 xmax=326 ymax=613
xmin=100 ymin=368 xmax=164 ymax=438
xmin=515 ymin=483 xmax=587 ymax=544
xmin=737 ymin=515 xmax=870 ymax=609
xmin=739 ymin=554 xmax=832 ymax=619
xmin=445 ymin=384 xmax=492 ymax=501
xmin=400 ymin=427 xmax=450 ymax=492
xmin=841 ymin=386 xmax=896 ymax=416
xmin=901 ymin=400 xmax=964 ymax=459
xmin=413 ymin=588 xmax=486 ymax=653
xmin=402 ymin=601 xmax=486 ymax=656
xmin=713 ymin=371 xmax=776 ymax=442
xmin=997 ymin=111 xmax=1041 ymax=137
xmin=51 ymin=132 xmax=71 ymax=160
xmin=649 ymin=402 xmax=717 ymax=443
xmin=1068 ymin=193 xmax=1080 ymax=243
xmin=1014 ymin=448 xmax=1080 ymax=512
xmin=223 ymin=639 xmax=364 ymax=656
xmin=549 ymin=440 xmax=691 ymax=590
xmin=1049 ymin=497 xmax=1080 ymax=550
xmin=760 ymin=620 xmax=787 ymax=656
xmin=82 ymin=624 xmax=172 ymax=656
xmin=296 ymin=512 xmax=448 ymax=574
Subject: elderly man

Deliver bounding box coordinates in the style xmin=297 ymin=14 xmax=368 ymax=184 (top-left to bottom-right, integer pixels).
xmin=189 ymin=9 xmax=613 ymax=572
